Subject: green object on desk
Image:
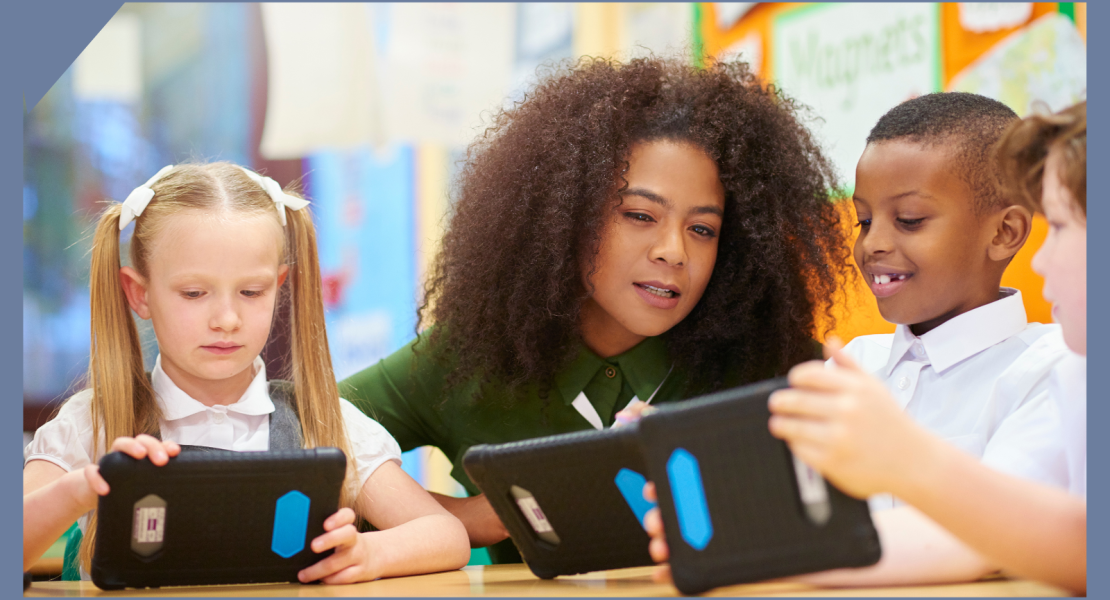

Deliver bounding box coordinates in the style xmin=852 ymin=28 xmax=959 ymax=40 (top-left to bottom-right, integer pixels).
xmin=62 ymin=523 xmax=81 ymax=581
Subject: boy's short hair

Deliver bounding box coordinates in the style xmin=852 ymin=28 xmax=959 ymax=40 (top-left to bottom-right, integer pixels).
xmin=996 ymin=101 xmax=1086 ymax=217
xmin=867 ymin=92 xmax=1019 ymax=213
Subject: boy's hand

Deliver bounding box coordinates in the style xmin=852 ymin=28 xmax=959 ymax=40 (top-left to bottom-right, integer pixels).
xmin=767 ymin=339 xmax=933 ymax=498
xmin=642 ymin=482 xmax=674 ymax=584
xmin=298 ymin=508 xmax=378 ymax=584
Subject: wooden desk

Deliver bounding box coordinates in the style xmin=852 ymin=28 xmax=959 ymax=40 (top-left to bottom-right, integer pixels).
xmin=24 ymin=564 xmax=1070 ymax=597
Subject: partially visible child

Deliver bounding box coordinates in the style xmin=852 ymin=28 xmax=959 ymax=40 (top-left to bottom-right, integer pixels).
xmin=638 ymin=93 xmax=1071 ymax=587
xmin=767 ymin=101 xmax=1087 ymax=593
xmin=23 ymin=163 xmax=469 ymax=582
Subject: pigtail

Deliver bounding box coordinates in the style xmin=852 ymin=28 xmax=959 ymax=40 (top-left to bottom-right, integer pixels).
xmin=79 ymin=204 xmax=159 ymax=571
xmin=283 ymin=206 xmax=358 ymax=511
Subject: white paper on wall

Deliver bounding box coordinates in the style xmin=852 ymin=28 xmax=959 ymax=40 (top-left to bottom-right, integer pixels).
xmin=379 ymin=3 xmax=516 ymax=148
xmin=772 ymin=3 xmax=941 ymax=191
xmin=74 ymin=12 xmax=143 ymax=103
xmin=958 ymin=3 xmax=1033 ymax=34
xmin=259 ymin=3 xmax=380 ymax=160
xmin=714 ymin=3 xmax=757 ymax=32
xmin=949 ymin=13 xmax=1086 ymax=117
xmin=625 ymin=3 xmax=694 ymax=58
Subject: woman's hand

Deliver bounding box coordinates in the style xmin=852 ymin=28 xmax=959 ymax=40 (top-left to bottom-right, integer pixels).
xmin=613 ymin=399 xmax=656 ymax=428
xmin=767 ymin=339 xmax=937 ymax=499
xmin=298 ymin=508 xmax=378 ymax=584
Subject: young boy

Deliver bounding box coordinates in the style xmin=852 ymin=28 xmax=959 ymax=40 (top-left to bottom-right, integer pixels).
xmin=833 ymin=93 xmax=1069 ymax=503
xmin=768 ymin=101 xmax=1086 ymax=593
xmin=640 ymin=93 xmax=1070 ymax=587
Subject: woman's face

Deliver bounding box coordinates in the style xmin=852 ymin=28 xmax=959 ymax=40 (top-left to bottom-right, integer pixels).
xmin=580 ymin=140 xmax=726 ymax=356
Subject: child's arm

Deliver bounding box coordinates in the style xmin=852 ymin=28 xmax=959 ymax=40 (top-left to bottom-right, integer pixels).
xmin=298 ymin=460 xmax=470 ymax=584
xmin=769 ymin=343 xmax=1086 ymax=593
xmin=427 ymin=492 xmax=509 ymax=547
xmin=23 ymin=461 xmax=101 ymax=571
xmin=641 ymin=486 xmax=994 ymax=588
xmin=789 ymin=505 xmax=995 ymax=586
xmin=23 ymin=435 xmax=179 ymax=571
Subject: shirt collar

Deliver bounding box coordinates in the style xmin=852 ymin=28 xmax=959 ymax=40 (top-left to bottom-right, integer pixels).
xmin=883 ymin=288 xmax=1028 ymax=376
xmin=554 ymin=336 xmax=670 ymax=405
xmin=152 ymin=355 xmax=275 ymax=420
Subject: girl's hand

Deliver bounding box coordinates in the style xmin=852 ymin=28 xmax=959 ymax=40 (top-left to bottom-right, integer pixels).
xmin=64 ymin=435 xmax=182 ymax=512
xmin=767 ymin=339 xmax=935 ymax=498
xmin=108 ymin=434 xmax=181 ymax=466
xmin=298 ymin=508 xmax=377 ymax=584
xmin=641 ymin=482 xmax=674 ymax=584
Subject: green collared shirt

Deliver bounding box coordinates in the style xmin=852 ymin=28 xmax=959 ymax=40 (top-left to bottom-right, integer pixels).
xmin=338 ymin=332 xmax=686 ymax=563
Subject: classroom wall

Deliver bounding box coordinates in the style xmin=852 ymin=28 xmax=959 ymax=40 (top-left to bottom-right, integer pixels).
xmin=696 ymin=2 xmax=1087 ymax=341
xmin=23 ymin=3 xmax=1087 ymax=503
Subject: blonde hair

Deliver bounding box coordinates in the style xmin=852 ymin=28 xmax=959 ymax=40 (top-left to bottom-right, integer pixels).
xmin=79 ymin=162 xmax=355 ymax=569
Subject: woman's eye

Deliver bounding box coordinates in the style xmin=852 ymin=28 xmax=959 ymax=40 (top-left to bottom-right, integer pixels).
xmin=625 ymin=212 xmax=654 ymax=223
xmin=241 ymin=290 xmax=263 ymax=298
xmin=856 ymin=218 xmax=871 ymax=229
xmin=691 ymin=225 xmax=717 ymax=238
xmin=182 ymin=291 xmax=203 ymax=299
xmin=897 ymin=218 xmax=925 ymax=227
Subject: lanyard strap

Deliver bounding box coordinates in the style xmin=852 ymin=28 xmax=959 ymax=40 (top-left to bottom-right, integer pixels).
xmin=572 ymin=364 xmax=674 ymax=430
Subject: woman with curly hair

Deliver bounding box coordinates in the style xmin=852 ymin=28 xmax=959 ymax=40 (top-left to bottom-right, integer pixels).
xmin=340 ymin=56 xmax=853 ymax=563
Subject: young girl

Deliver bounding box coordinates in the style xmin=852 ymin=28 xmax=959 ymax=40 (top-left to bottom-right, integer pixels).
xmin=338 ymin=56 xmax=855 ymax=563
xmin=766 ymin=102 xmax=1087 ymax=593
xmin=23 ymin=163 xmax=469 ymax=583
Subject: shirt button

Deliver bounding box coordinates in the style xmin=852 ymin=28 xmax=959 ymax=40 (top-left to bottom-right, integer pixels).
xmin=605 ymin=367 xmax=617 ymax=379
xmin=897 ymin=377 xmax=910 ymax=390
xmin=212 ymin=412 xmax=226 ymax=424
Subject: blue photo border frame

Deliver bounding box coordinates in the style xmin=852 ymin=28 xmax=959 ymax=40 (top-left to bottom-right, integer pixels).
xmin=8 ymin=1 xmax=1104 ymax=596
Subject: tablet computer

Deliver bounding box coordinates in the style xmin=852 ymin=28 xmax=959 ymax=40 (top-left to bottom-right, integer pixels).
xmin=638 ymin=377 xmax=882 ymax=595
xmin=91 ymin=447 xmax=346 ymax=590
xmin=463 ymin=426 xmax=656 ymax=579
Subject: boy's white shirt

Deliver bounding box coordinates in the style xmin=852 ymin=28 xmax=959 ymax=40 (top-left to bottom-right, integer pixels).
xmin=835 ymin=288 xmax=1071 ymax=511
xmin=1048 ymin=351 xmax=1086 ymax=498
xmin=24 ymin=354 xmax=402 ymax=535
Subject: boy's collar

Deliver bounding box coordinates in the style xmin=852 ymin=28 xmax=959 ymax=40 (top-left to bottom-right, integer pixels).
xmin=884 ymin=288 xmax=1027 ymax=376
xmin=152 ymin=355 xmax=275 ymax=421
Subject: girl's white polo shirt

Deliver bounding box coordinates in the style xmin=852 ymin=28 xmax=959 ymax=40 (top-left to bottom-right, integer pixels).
xmin=24 ymin=355 xmax=403 ymax=509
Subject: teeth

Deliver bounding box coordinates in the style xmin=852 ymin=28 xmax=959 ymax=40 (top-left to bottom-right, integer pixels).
xmin=872 ymin=274 xmax=908 ymax=285
xmin=642 ymin=284 xmax=676 ymax=298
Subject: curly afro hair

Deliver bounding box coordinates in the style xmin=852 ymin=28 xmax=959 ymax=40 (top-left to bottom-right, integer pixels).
xmin=419 ymin=56 xmax=854 ymax=401
xmin=867 ymin=92 xmax=1019 ymax=213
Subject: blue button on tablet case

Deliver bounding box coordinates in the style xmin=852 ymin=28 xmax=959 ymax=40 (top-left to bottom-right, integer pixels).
xmin=272 ymin=491 xmax=310 ymax=558
xmin=666 ymin=448 xmax=713 ymax=550
xmin=614 ymin=468 xmax=657 ymax=527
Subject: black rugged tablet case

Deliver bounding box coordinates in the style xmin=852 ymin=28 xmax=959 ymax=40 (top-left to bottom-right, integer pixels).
xmin=639 ymin=377 xmax=882 ymax=595
xmin=463 ymin=426 xmax=655 ymax=579
xmin=91 ymin=447 xmax=346 ymax=590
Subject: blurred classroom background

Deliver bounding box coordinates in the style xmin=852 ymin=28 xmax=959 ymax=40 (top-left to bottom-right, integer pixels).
xmin=23 ymin=3 xmax=1086 ymax=564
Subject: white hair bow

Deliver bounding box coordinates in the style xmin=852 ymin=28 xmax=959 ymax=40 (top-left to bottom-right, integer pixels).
xmin=119 ymin=165 xmax=175 ymax=230
xmin=236 ymin=166 xmax=310 ymax=227
xmin=117 ymin=165 xmax=311 ymax=230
